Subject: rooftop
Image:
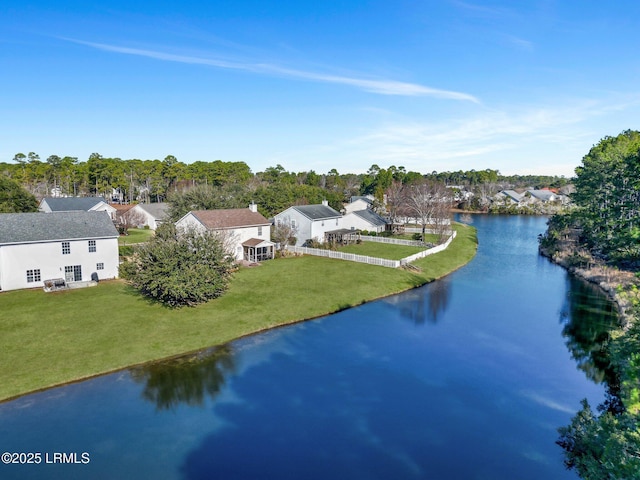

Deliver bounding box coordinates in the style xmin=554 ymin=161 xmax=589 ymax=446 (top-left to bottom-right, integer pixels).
xmin=0 ymin=211 xmax=119 ymax=244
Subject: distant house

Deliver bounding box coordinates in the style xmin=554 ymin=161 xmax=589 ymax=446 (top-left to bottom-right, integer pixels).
xmin=344 ymin=196 xmax=374 ymax=214
xmin=0 ymin=211 xmax=119 ymax=291
xmin=175 ymin=204 xmax=274 ymax=262
xmin=273 ymin=201 xmax=342 ymax=246
xmin=526 ymin=189 xmax=558 ymax=203
xmin=495 ymin=190 xmax=524 ymax=204
xmin=342 ymin=209 xmax=388 ymax=233
xmin=39 ymin=197 xmax=117 ymax=220
xmin=129 ymin=203 xmax=170 ymax=230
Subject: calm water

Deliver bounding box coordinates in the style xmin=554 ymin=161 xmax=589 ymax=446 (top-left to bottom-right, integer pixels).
xmin=0 ymin=215 xmax=618 ymax=479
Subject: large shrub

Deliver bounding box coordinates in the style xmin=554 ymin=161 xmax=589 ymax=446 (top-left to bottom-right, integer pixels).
xmin=122 ymin=224 xmax=235 ymax=307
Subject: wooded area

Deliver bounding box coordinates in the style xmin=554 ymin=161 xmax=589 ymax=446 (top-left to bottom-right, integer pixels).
xmin=1 ymin=152 xmax=570 ymax=217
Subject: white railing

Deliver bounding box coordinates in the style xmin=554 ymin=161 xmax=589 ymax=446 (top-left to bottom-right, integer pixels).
xmin=359 ymin=235 xmax=428 ymax=247
xmin=399 ymin=230 xmax=457 ymax=265
xmin=403 ymin=227 xmax=453 ymax=235
xmin=284 ymin=246 xmax=400 ymax=268
xmin=284 ymin=230 xmax=457 ymax=269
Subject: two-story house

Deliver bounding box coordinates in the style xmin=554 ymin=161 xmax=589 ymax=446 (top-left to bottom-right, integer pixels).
xmin=175 ymin=204 xmax=274 ymax=262
xmin=0 ymin=211 xmax=119 ymax=291
xmin=273 ymin=201 xmax=343 ymax=246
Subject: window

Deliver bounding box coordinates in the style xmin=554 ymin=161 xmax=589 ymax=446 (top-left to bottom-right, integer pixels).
xmin=291 ymin=219 xmax=297 ymax=229
xmin=64 ymin=265 xmax=82 ymax=282
xmin=258 ymin=226 xmax=263 ymax=236
xmin=62 ymin=241 xmax=70 ymax=255
xmin=336 ymin=219 xmax=339 ymax=226
xmin=97 ymin=263 xmax=104 ymax=270
xmin=26 ymin=269 xmax=41 ymax=283
xmin=88 ymin=240 xmax=96 ymax=252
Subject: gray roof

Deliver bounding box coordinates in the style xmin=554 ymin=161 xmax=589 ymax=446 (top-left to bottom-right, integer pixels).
xmin=500 ymin=190 xmax=524 ymax=202
xmin=0 ymin=211 xmax=118 ymax=245
xmin=349 ymin=196 xmax=373 ymax=204
xmin=136 ymin=202 xmax=170 ymax=219
xmin=291 ymin=204 xmax=341 ymax=220
xmin=352 ymin=209 xmax=388 ymax=226
xmin=527 ymin=189 xmax=556 ymax=201
xmin=40 ymin=197 xmax=108 ymax=211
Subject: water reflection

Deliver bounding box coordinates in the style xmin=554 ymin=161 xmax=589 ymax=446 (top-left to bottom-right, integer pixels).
xmin=130 ymin=345 xmax=235 ymax=411
xmin=560 ymin=276 xmax=619 ymax=385
xmin=384 ymin=278 xmax=452 ymax=324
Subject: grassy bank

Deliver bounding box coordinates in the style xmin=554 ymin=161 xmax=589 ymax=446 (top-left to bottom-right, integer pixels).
xmin=0 ymin=223 xmax=477 ymax=402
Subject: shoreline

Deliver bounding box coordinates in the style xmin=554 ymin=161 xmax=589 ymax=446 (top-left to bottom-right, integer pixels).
xmin=539 ymin=244 xmax=639 ymax=327
xmin=0 ymin=223 xmax=478 ymax=403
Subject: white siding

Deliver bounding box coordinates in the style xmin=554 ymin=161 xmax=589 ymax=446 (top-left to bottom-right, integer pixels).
xmin=89 ymin=202 xmax=117 ymax=220
xmin=341 ymin=212 xmax=385 ymax=233
xmin=309 ymin=216 xmax=342 ymax=244
xmin=176 ymin=213 xmax=270 ymax=261
xmin=343 ymin=199 xmax=370 ymax=214
xmin=175 ymin=213 xmax=207 ymax=234
xmin=0 ymin=238 xmax=119 ymax=291
xmin=274 ymin=208 xmax=312 ymax=247
xmin=274 ymin=207 xmax=342 ymax=246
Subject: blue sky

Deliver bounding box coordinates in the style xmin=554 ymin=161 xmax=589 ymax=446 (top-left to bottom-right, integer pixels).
xmin=2 ymin=1 xmax=639 ymax=177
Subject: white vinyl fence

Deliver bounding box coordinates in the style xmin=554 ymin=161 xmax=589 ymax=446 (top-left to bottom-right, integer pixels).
xmin=359 ymin=235 xmax=428 ymax=247
xmin=284 ymin=230 xmax=457 ymax=269
xmin=284 ymin=246 xmax=401 ymax=268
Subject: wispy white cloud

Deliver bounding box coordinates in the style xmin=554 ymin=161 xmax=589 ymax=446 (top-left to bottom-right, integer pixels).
xmin=61 ymin=38 xmax=480 ymax=102
xmin=502 ymin=34 xmax=534 ymax=51
xmin=312 ymin=95 xmax=640 ymax=175
xmin=450 ymin=0 xmax=514 ymax=19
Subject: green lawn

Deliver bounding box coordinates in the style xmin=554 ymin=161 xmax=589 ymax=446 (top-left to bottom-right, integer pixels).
xmin=338 ymin=242 xmax=425 ymax=260
xmin=118 ymin=228 xmax=154 ymax=245
xmin=0 ymin=223 xmax=477 ymax=402
xmin=390 ymin=233 xmax=440 ymax=243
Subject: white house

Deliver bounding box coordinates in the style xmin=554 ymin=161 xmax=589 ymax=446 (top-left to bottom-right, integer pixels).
xmin=526 ymin=189 xmax=558 ymax=203
xmin=495 ymin=190 xmax=524 ymax=204
xmin=39 ymin=197 xmax=117 ymax=220
xmin=341 ymin=209 xmax=388 ymax=233
xmin=273 ymin=201 xmax=343 ymax=246
xmin=0 ymin=211 xmax=119 ymax=291
xmin=175 ymin=204 xmax=274 ymax=262
xmin=129 ymin=202 xmax=170 ymax=230
xmin=343 ymin=196 xmax=374 ymax=214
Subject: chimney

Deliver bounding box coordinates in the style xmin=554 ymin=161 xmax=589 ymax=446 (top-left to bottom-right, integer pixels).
xmin=249 ymin=202 xmax=258 ymax=213
xmin=321 ymin=199 xmax=328 ymax=207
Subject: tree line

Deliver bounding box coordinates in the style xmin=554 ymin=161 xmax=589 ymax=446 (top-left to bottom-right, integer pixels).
xmin=543 ymin=129 xmax=640 ymax=479
xmin=1 ymin=152 xmax=571 ymax=216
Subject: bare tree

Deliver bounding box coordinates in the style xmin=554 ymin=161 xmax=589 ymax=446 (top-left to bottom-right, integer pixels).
xmin=404 ymin=179 xmax=451 ymax=243
xmin=116 ymin=208 xmax=147 ymax=234
xmin=385 ymin=180 xmax=407 ymax=225
xmin=272 ymin=216 xmax=299 ymax=252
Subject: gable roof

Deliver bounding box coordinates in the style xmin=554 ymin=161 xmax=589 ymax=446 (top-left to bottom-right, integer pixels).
xmin=349 ymin=196 xmax=374 ymax=205
xmin=189 ymin=209 xmax=270 ymax=229
xmin=40 ymin=197 xmax=109 ymax=211
xmin=527 ymin=189 xmax=556 ymax=201
xmin=0 ymin=211 xmax=118 ymax=245
xmin=135 ymin=202 xmax=170 ymax=219
xmin=499 ymin=190 xmax=524 ymax=202
xmin=242 ymin=238 xmax=275 ymax=248
xmin=352 ymin=209 xmax=388 ymax=227
xmin=289 ymin=204 xmax=341 ymax=220
xmin=112 ymin=204 xmax=135 ymax=214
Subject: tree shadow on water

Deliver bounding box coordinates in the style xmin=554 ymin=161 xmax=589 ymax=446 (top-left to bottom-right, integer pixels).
xmin=129 ymin=345 xmax=235 ymax=411
xmin=384 ymin=278 xmax=452 ymax=325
